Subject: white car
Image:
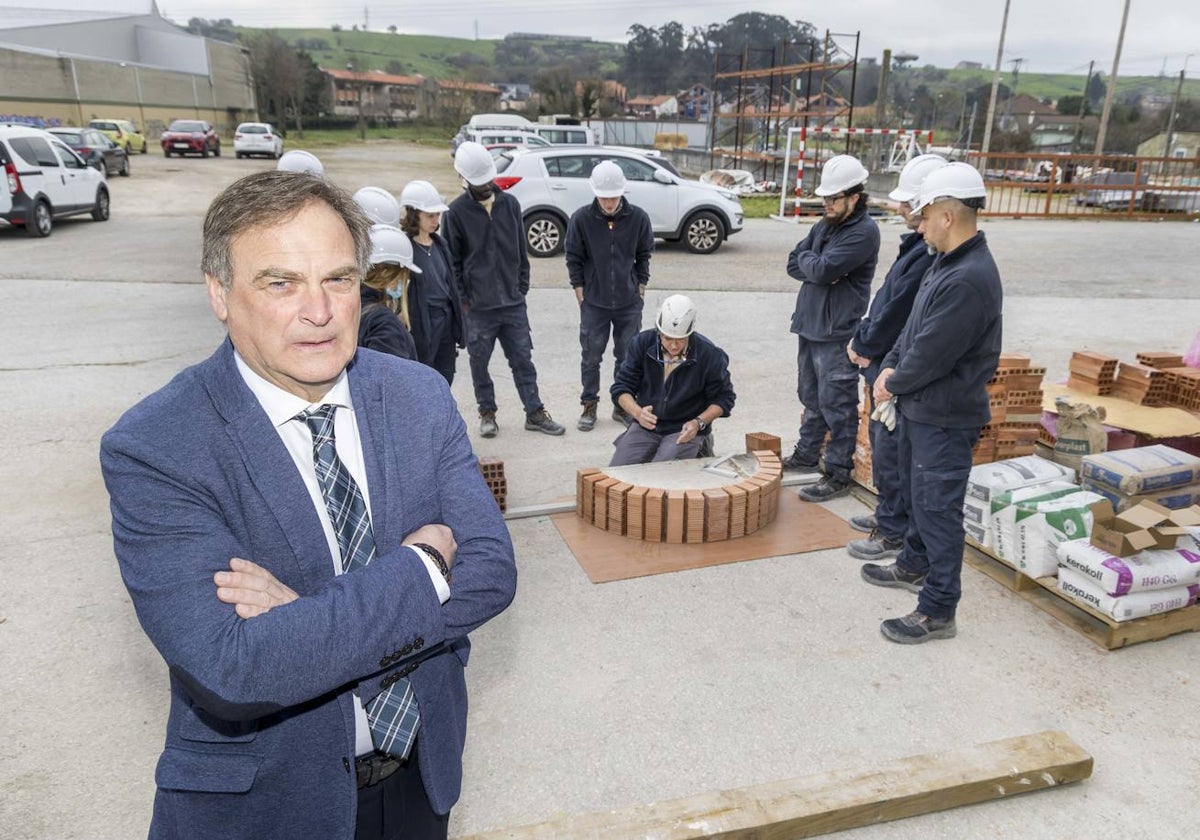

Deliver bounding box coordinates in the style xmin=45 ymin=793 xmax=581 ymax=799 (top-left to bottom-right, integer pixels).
xmin=493 ymin=146 xmax=743 ymax=256
xmin=0 ymin=124 xmax=110 ymax=237
xmin=233 ymin=122 xmax=283 ymax=159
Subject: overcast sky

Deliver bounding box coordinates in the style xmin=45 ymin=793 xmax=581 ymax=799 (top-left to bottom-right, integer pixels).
xmin=91 ymin=1 xmax=1200 ymax=78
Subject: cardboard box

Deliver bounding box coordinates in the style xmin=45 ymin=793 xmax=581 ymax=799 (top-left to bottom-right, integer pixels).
xmin=1088 ymin=500 xmax=1200 ymax=557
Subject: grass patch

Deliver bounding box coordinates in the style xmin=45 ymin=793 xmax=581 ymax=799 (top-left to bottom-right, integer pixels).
xmin=281 ymin=125 xmax=452 ymax=148
xmin=739 ymin=194 xmax=786 ymax=218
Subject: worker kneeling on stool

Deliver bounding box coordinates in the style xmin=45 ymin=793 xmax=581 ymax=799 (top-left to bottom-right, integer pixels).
xmin=609 ymin=295 xmax=736 ymax=466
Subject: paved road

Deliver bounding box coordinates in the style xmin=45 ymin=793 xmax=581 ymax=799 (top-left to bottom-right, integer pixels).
xmin=3 ymin=141 xmax=1198 ymax=839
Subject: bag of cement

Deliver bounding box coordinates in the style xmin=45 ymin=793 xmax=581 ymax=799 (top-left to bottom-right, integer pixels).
xmin=1056 ymin=537 xmax=1200 ymax=596
xmin=1081 ymin=479 xmax=1200 ymax=512
xmin=1014 ymin=490 xmax=1107 ymax=577
xmin=1052 ymin=397 xmax=1106 ymax=472
xmin=989 ymin=481 xmax=1079 ymax=562
xmin=966 ymin=455 xmax=1074 ymax=505
xmin=1080 ymin=445 xmax=1200 ymax=495
xmin=962 ymin=493 xmax=992 ymax=548
xmin=963 ymin=517 xmax=990 ymax=550
xmin=1057 ymin=566 xmax=1199 ymax=622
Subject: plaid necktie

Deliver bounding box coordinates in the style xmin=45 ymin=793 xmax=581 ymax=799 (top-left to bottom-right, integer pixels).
xmin=300 ymin=404 xmax=420 ymax=760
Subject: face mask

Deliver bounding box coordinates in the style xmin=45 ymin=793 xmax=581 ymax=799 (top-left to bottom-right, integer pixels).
xmin=386 ymin=284 xmax=404 ymax=300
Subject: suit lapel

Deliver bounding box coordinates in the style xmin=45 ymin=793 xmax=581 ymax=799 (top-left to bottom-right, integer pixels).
xmin=202 ymin=340 xmax=335 ymax=592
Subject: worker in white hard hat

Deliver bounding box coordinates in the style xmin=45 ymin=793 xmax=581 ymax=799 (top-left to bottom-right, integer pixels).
xmin=358 ymin=223 xmax=419 ymax=360
xmin=442 ymin=141 xmax=565 ymax=438
xmin=276 ymin=149 xmax=323 ymax=176
xmin=354 ymin=186 xmax=402 ymax=227
xmin=843 ymin=154 xmax=946 ymax=563
xmin=399 ymin=180 xmax=464 ymax=385
xmin=864 ymin=161 xmax=1002 ymax=644
xmin=785 ymin=153 xmax=881 ymax=504
xmin=565 ymin=160 xmax=655 ymax=432
xmin=608 ymin=295 xmax=735 ymax=466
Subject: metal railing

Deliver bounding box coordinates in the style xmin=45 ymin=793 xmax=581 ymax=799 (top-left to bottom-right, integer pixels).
xmin=965 ymin=152 xmax=1200 ymax=219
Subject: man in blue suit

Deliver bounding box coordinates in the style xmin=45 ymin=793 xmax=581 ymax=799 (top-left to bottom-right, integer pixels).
xmin=101 ymin=170 xmax=517 ymax=839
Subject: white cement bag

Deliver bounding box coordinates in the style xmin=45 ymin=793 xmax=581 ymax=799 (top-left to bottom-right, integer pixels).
xmin=1080 ymin=445 xmax=1200 ymax=495
xmin=963 ymin=518 xmax=990 ymax=549
xmin=963 ymin=497 xmax=991 ymax=548
xmin=1056 ymin=536 xmax=1200 ymax=596
xmin=966 ymin=456 xmax=1074 ymax=504
xmin=1013 ymin=490 xmax=1107 ymax=578
xmin=1056 ymin=566 xmax=1199 ymax=622
xmin=989 ymin=481 xmax=1079 ymax=563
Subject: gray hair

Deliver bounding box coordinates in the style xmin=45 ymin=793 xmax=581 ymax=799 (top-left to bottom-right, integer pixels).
xmin=202 ymin=170 xmax=372 ymax=288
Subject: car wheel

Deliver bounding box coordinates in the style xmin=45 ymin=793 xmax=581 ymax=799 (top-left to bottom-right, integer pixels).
xmin=236 ymin=151 xmax=244 ymax=159
xmin=525 ymin=212 xmax=565 ymax=257
xmin=214 ymin=143 xmax=221 ymax=158
xmin=125 ymin=142 xmax=133 ymax=154
xmin=98 ymin=160 xmax=107 ymax=178
xmin=120 ymin=156 xmax=130 ymax=177
xmin=26 ymin=199 xmax=52 ymax=237
xmin=201 ymin=145 xmax=210 ymax=158
xmin=163 ymin=148 xmax=171 ymax=157
xmin=682 ymin=211 xmax=725 ymax=254
xmin=91 ymin=186 xmax=110 ymax=221
xmin=140 ymin=142 xmax=147 ymax=154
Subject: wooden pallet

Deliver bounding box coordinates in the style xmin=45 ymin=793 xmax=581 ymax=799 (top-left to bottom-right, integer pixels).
xmin=964 ymin=539 xmax=1200 ymax=650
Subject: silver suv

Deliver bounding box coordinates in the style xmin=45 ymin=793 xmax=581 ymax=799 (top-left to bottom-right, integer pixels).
xmin=0 ymin=124 xmax=110 ymax=237
xmin=493 ymin=146 xmax=743 ymax=257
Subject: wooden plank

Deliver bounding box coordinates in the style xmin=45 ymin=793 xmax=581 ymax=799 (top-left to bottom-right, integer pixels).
xmin=458 ymin=730 xmax=1092 ymax=840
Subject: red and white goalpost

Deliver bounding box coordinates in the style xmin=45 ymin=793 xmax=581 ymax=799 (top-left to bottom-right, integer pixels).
xmin=778 ymin=126 xmax=934 ymax=217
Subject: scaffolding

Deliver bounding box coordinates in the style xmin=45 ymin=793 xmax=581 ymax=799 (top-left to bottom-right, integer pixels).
xmin=708 ymin=29 xmax=861 ymax=190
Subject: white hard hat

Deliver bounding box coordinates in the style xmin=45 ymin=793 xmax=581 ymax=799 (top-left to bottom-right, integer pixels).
xmin=354 ymin=186 xmax=401 ymax=226
xmin=888 ymin=153 xmax=947 ymax=203
xmin=368 ymin=224 xmax=422 ymax=272
xmin=815 ymin=154 xmax=869 ymax=196
xmin=589 ymin=160 xmax=627 ymax=198
xmin=276 ymin=149 xmax=323 ymax=176
xmin=453 ymin=141 xmax=497 ymax=186
xmin=656 ymin=294 xmax=697 ymax=339
xmin=399 ymin=180 xmax=450 ymax=213
xmin=911 ymin=162 xmax=987 ymax=212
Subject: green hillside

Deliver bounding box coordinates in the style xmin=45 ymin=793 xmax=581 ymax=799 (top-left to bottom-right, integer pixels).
xmin=932 ymin=67 xmax=1200 ymax=104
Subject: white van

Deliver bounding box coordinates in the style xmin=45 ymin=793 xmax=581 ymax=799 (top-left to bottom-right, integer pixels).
xmin=0 ymin=124 xmax=110 ymax=236
xmin=531 ymin=124 xmax=597 ymax=146
xmin=467 ymin=113 xmax=534 ymax=132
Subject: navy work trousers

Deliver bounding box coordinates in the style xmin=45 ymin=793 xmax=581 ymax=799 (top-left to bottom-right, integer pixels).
xmin=466 ymin=304 xmax=543 ymax=415
xmin=579 ymin=299 xmax=643 ymax=405
xmin=424 ymin=305 xmax=458 ymax=386
xmin=863 ymin=362 xmax=906 ymax=541
xmin=894 ymin=414 xmax=980 ymax=619
xmin=794 ymin=336 xmax=860 ymax=481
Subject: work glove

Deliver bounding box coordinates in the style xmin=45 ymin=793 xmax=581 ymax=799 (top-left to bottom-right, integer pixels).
xmin=871 ymin=398 xmax=897 ymax=432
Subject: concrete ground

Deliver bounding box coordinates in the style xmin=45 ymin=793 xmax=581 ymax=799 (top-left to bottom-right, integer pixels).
xmin=2 ymin=142 xmax=1198 ymax=839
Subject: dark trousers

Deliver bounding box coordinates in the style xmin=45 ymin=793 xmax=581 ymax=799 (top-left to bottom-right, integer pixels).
xmin=466 ymin=304 xmax=542 ymax=415
xmin=424 ymin=305 xmax=458 ymax=386
xmin=579 ymin=299 xmax=643 ymax=404
xmin=609 ymin=422 xmax=703 ymax=466
xmin=794 ymin=336 xmax=860 ymax=481
xmin=355 ymin=743 xmax=448 ymax=840
xmin=894 ymin=414 xmax=980 ymax=619
xmin=864 ymin=363 xmax=906 ymax=541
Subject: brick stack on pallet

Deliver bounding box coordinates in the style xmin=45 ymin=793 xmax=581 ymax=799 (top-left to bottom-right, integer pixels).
xmin=477 ymin=456 xmax=507 ymax=513
xmin=1111 ymin=362 xmax=1168 ymax=406
xmin=1067 ymin=351 xmax=1118 ymax=395
xmin=980 ymin=354 xmax=1046 ymax=463
xmin=1136 ymin=350 xmax=1200 ymax=411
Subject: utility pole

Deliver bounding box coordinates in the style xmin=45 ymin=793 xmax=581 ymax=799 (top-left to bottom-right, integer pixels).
xmin=875 ymin=48 xmax=891 ymax=126
xmin=347 ymin=61 xmax=366 ymax=141
xmin=1003 ymin=57 xmax=1023 ymax=128
xmin=981 ymin=0 xmax=1011 ymax=157
xmin=1094 ymin=0 xmax=1131 ymax=156
xmin=1163 ymin=55 xmax=1194 ymax=158
xmin=1072 ymin=59 xmax=1095 ymax=154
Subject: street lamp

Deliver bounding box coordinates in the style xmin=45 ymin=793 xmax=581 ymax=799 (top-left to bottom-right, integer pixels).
xmin=347 ymin=61 xmax=366 ymax=140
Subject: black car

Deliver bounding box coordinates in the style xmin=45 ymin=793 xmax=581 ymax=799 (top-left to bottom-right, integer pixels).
xmin=47 ymin=128 xmax=130 ymax=177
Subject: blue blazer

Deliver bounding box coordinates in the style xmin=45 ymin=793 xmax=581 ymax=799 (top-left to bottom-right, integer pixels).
xmin=100 ymin=339 xmax=517 ymax=839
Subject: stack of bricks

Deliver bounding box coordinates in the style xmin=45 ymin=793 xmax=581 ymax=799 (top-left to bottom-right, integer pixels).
xmin=744 ymin=432 xmax=781 ymax=456
xmin=1161 ymin=367 xmax=1200 ymax=410
xmin=1067 ymin=351 xmax=1118 ymax=395
xmin=852 ymin=398 xmax=875 ymax=489
xmin=477 ymin=456 xmax=507 ymax=513
xmin=983 ymin=354 xmax=1046 ymax=462
xmin=1111 ymin=362 xmax=1167 ymax=406
xmin=575 ymin=451 xmax=782 ymax=543
xmin=1135 ymin=351 xmax=1184 ymax=370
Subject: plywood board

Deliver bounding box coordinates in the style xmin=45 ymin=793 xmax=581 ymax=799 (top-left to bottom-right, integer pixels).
xmin=553 ymin=491 xmax=856 ymax=583
xmin=1043 ymin=382 xmax=1200 ymax=438
xmin=459 ymin=730 xmax=1091 ymax=840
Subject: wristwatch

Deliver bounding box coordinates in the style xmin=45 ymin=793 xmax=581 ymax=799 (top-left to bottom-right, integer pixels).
xmin=694 ymin=417 xmax=708 ymax=432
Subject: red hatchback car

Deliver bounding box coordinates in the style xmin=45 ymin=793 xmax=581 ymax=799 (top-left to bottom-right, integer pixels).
xmin=161 ymin=120 xmax=221 ymax=158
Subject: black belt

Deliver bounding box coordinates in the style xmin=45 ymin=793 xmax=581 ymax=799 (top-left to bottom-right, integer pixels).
xmin=355 ymin=752 xmax=405 ymax=789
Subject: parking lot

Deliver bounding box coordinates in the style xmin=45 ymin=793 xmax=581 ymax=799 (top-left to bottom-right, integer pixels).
xmin=3 ymin=141 xmax=1200 ymax=838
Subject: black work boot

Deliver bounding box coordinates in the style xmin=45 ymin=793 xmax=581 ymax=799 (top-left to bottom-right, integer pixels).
xmin=848 ymin=529 xmax=904 ymax=561
xmin=782 ymin=448 xmax=819 ymax=471
xmin=849 ymin=513 xmax=877 ymax=533
xmin=860 ymin=561 xmax=926 ymax=593
xmin=479 ymin=411 xmax=498 ymax=438
xmin=578 ymin=401 xmax=598 ymax=432
xmin=797 ymin=475 xmax=851 ymax=502
xmin=880 ymin=611 xmax=957 ymax=644
xmin=525 ymin=408 xmax=565 ymax=436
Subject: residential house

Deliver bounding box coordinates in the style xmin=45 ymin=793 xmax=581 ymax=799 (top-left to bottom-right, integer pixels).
xmin=1137 ymin=130 xmax=1200 ymax=159
xmin=321 ymin=67 xmax=421 ymax=120
xmin=999 ymin=93 xmax=1059 ymax=133
xmin=422 ymin=79 xmax=502 ymax=119
xmin=626 ymin=94 xmax=678 ymax=118
xmin=1030 ymin=114 xmax=1098 ymax=152
xmin=677 ymin=83 xmax=711 ymax=120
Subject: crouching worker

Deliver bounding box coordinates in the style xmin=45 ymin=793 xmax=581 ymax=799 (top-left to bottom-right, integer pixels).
xmin=609 ymin=294 xmax=735 ymax=466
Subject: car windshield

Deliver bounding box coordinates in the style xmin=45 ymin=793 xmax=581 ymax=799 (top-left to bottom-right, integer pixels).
xmin=91 ymin=122 xmax=117 ymax=130
xmin=51 ymin=132 xmax=85 ymax=145
xmin=239 ymin=125 xmax=268 ymax=134
xmin=494 ymin=153 xmax=516 ymax=173
xmin=169 ymin=121 xmax=206 ymax=132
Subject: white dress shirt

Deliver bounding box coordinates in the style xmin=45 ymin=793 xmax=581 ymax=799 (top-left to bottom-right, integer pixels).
xmin=234 ymin=352 xmax=448 ymax=755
